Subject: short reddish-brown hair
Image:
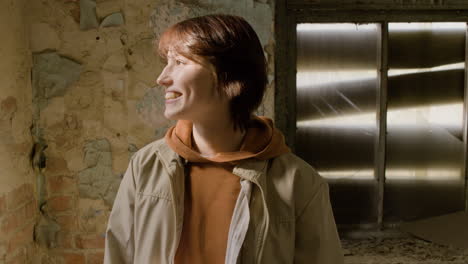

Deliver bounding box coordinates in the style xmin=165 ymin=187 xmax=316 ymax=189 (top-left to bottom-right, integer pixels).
xmin=158 ymin=14 xmax=267 ymax=131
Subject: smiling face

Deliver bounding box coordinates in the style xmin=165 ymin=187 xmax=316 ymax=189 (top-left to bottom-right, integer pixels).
xmin=156 ymin=51 xmax=230 ymax=123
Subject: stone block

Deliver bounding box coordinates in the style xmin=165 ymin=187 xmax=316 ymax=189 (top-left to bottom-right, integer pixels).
xmin=80 ymin=0 xmax=99 ymax=30
xmin=32 ymin=52 xmax=82 ymax=106
xmin=101 ymin=12 xmax=124 ymax=27
xmin=78 ymin=139 xmax=121 ymax=206
xmin=29 ymin=23 xmax=60 ymax=52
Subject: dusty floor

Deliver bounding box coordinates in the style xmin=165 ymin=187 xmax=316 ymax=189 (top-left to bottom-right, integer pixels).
xmin=343 ymin=237 xmax=468 ymax=264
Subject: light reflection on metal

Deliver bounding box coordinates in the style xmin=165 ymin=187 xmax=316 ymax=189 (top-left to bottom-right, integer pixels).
xmin=297 ymin=103 xmax=462 ymax=130
xmin=387 ymin=103 xmax=463 ymax=129
xmin=388 ymin=62 xmax=465 ymax=77
xmin=319 ymin=168 xmax=461 ymax=182
xmin=319 ymin=169 xmax=374 ymax=181
xmin=296 ymin=23 xmax=380 ymax=225
xmin=386 ymin=169 xmax=462 ymax=182
xmin=388 ymin=22 xmax=467 ymax=31
xmin=384 ymin=22 xmax=466 ymax=222
xmin=297 ymin=113 xmax=375 ymax=128
xmin=298 ymin=23 xmax=379 ymax=32
xmin=297 ymin=70 xmax=377 ymax=89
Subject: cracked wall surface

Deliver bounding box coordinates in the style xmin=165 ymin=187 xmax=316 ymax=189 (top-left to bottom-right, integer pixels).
xmin=0 ymin=0 xmax=37 ymax=263
xmin=21 ymin=0 xmax=275 ymax=262
xmin=2 ymin=0 xmax=468 ymax=263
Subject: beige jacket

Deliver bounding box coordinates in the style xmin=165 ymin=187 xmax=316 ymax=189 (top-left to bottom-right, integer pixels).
xmin=104 ymin=139 xmax=344 ymax=264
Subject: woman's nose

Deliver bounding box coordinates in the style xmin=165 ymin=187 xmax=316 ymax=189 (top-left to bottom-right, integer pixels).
xmin=156 ymin=68 xmax=173 ymax=87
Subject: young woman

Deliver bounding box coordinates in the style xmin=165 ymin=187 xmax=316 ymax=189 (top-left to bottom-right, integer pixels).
xmin=104 ymin=14 xmax=344 ymax=264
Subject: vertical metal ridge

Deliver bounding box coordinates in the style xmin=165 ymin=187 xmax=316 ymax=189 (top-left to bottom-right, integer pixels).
xmin=376 ymin=22 xmax=388 ymax=228
xmin=289 ymin=14 xmax=297 ymax=152
xmin=464 ymin=23 xmax=468 ymax=212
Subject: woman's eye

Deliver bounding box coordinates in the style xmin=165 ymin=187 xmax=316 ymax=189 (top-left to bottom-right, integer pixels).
xmin=175 ymin=59 xmax=183 ymax=65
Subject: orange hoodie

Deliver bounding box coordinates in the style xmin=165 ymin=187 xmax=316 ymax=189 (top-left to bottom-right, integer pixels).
xmin=165 ymin=116 xmax=289 ymax=264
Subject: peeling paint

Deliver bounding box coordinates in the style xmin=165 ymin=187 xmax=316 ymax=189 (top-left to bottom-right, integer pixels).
xmin=0 ymin=96 xmax=17 ymax=122
xmin=135 ymin=86 xmax=172 ymax=138
xmin=80 ymin=0 xmax=99 ymax=30
xmin=101 ymin=12 xmax=125 ymax=27
xmin=34 ymin=215 xmax=60 ymax=248
xmin=78 ymin=139 xmax=121 ymax=206
xmin=32 ymin=52 xmax=82 ymax=112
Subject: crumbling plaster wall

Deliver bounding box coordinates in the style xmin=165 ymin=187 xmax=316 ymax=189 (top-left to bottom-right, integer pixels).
xmin=0 ymin=0 xmax=37 ymax=263
xmin=27 ymin=0 xmax=275 ymax=263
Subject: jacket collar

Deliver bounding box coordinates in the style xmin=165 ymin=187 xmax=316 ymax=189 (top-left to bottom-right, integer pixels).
xmin=154 ymin=139 xmax=269 ymax=189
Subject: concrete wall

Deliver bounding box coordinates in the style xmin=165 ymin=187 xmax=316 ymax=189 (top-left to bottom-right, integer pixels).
xmin=0 ymin=0 xmax=37 ymax=263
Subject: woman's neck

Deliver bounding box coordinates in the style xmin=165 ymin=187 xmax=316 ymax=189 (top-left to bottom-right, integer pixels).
xmin=192 ymin=119 xmax=245 ymax=158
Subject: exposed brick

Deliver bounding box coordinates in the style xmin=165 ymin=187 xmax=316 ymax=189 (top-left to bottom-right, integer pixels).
xmin=1 ymin=209 xmax=21 ymax=236
xmin=5 ymin=250 xmax=26 ymax=264
xmin=0 ymin=194 xmax=6 ymax=216
xmin=1 ymin=201 xmax=35 ymax=236
xmin=62 ymin=252 xmax=85 ymax=264
xmin=0 ymin=242 xmax=6 ymax=259
xmin=48 ymin=176 xmax=76 ymax=194
xmin=56 ymin=231 xmax=73 ymax=249
xmin=87 ymin=251 xmax=104 ymax=264
xmin=6 ymin=184 xmax=34 ymax=211
xmin=47 ymin=156 xmax=70 ymax=174
xmin=7 ymin=223 xmax=34 ymax=254
xmin=55 ymin=215 xmax=77 ymax=231
xmin=24 ymin=201 xmax=36 ymax=220
xmin=1 ymin=96 xmax=17 ymax=117
xmin=75 ymin=234 xmax=105 ymax=249
xmin=48 ymin=196 xmax=73 ymax=212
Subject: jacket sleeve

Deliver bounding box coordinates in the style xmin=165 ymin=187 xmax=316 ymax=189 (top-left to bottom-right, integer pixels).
xmin=294 ymin=182 xmax=344 ymax=264
xmin=104 ymin=158 xmax=136 ymax=264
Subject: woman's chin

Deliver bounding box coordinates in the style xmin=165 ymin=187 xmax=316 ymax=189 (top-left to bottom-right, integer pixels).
xmin=163 ymin=110 xmax=182 ymax=121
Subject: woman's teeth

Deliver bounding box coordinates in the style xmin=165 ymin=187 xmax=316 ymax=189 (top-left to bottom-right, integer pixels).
xmin=165 ymin=92 xmax=181 ymax=99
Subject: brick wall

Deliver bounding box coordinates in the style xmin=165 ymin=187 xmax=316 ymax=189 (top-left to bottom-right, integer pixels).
xmin=0 ymin=184 xmax=36 ymax=263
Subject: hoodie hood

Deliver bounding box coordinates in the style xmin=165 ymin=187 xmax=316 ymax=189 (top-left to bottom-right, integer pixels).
xmin=165 ymin=116 xmax=290 ymax=163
